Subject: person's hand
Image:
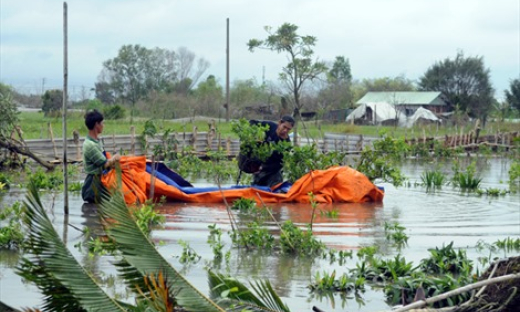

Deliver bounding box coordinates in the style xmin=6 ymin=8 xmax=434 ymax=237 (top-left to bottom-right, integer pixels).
xmin=106 ymin=154 xmax=121 ymax=168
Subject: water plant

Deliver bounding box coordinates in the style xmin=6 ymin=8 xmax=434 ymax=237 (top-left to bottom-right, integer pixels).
xmin=230 ymin=221 xmax=274 ymax=250
xmin=279 ymin=221 xmax=326 ymax=256
xmin=231 ymin=197 xmax=256 ymax=212
xmin=419 ymin=241 xmax=473 ymax=275
xmin=452 ymin=160 xmax=482 ymax=191
xmin=0 ymin=201 xmax=24 ymax=249
xmin=494 ymin=237 xmax=520 ymax=251
xmin=356 ymin=136 xmax=407 ymax=186
xmin=134 ymin=200 xmax=166 ymax=233
xmin=178 ymin=239 xmax=201 ymax=264
xmin=421 ymin=169 xmax=446 ymax=188
xmin=309 ymin=270 xmax=365 ymax=293
xmin=207 ymin=224 xmax=226 ymax=261
xmin=384 ymin=221 xmax=409 ymax=248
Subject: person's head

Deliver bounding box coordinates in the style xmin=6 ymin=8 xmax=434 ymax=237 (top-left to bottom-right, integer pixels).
xmin=85 ymin=109 xmax=104 ymax=131
xmin=276 ymin=115 xmax=295 ymax=140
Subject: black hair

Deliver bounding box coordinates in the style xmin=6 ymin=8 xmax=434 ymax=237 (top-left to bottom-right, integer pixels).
xmin=280 ymin=115 xmax=295 ymax=126
xmin=84 ymin=109 xmax=104 ymax=130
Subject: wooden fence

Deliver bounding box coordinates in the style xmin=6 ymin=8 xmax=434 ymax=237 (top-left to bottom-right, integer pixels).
xmin=17 ymin=128 xmax=517 ymax=164
xmin=21 ymin=130 xmax=377 ymax=163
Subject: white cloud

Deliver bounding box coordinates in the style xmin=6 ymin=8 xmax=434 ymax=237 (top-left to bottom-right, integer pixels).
xmin=1 ymin=0 xmax=518 ymax=100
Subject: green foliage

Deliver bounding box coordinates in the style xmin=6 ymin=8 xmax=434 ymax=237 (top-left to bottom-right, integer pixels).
xmin=27 ymin=167 xmax=64 ymax=190
xmin=494 ymin=237 xmax=520 ymax=251
xmin=0 ymin=201 xmax=24 ymax=249
xmin=452 ymin=161 xmax=482 ymax=190
xmin=231 ymin=197 xmax=257 ymax=212
xmin=384 ymin=221 xmax=409 ymax=248
xmin=421 ymin=169 xmax=446 ymax=188
xmin=178 ymin=239 xmax=201 ymax=264
xmin=310 ymin=270 xmax=365 ymax=293
xmin=279 ymin=221 xmax=326 ymax=256
xmin=0 ymin=172 xmax=11 ymax=190
xmin=282 ymin=144 xmax=347 ymax=183
xmin=385 ymin=273 xmax=474 ymax=307
xmin=103 ymin=104 xmax=126 ymax=120
xmin=419 ymin=241 xmax=473 ymax=275
xmin=68 ymin=181 xmax=82 ymax=192
xmin=356 ymin=136 xmax=407 ymax=186
xmin=207 ymin=224 xmax=226 ymax=261
xmin=230 ymin=221 xmax=274 ymax=250
xmin=41 ymin=89 xmax=64 ymax=117
xmin=505 ymin=78 xmax=520 ymax=111
xmin=509 ymin=160 xmax=520 ymax=185
xmin=0 ymin=85 xmax=20 ymax=140
xmin=232 ymin=118 xmax=272 ymax=162
xmin=132 ymin=200 xmax=166 ymax=235
xmin=208 ymin=270 xmax=291 ymax=312
xmin=248 ymin=23 xmax=328 ymax=113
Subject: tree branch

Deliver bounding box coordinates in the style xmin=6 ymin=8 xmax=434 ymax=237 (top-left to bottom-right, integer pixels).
xmin=0 ymin=138 xmax=55 ymax=170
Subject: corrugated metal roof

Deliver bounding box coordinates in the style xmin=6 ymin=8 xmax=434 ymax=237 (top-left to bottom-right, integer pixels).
xmin=356 ymin=92 xmax=447 ymax=106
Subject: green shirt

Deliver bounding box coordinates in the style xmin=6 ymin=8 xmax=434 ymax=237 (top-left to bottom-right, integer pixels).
xmin=83 ymin=135 xmax=107 ymax=175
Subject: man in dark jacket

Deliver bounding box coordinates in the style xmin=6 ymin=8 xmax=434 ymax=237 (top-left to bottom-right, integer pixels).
xmin=249 ymin=115 xmax=295 ymax=187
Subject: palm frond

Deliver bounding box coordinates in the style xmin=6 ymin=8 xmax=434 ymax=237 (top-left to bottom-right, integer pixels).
xmin=208 ymin=271 xmax=291 ymax=312
xmin=99 ymin=189 xmax=226 ymax=312
xmin=19 ymin=182 xmax=128 ymax=312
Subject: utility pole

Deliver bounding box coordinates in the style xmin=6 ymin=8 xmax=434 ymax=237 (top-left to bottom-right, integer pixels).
xmin=62 ymin=2 xmax=69 ymax=214
xmin=225 ymin=18 xmax=230 ymax=122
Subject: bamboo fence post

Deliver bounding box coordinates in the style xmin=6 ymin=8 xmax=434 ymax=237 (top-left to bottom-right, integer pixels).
xmin=323 ymin=137 xmax=328 ymax=153
xmin=112 ymin=133 xmax=116 ymax=154
xmin=130 ymin=126 xmax=135 ymax=155
xmin=73 ymin=130 xmax=80 ymax=161
xmin=226 ymin=137 xmax=231 ymax=156
xmin=48 ymin=122 xmax=58 ymax=160
xmin=192 ymin=126 xmax=198 ymax=151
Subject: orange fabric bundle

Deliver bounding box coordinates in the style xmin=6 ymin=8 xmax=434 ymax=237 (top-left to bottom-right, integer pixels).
xmin=102 ymin=156 xmax=384 ymax=205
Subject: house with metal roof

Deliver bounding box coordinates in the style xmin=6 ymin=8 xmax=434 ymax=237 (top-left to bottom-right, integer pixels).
xmin=356 ymin=91 xmax=450 ymax=116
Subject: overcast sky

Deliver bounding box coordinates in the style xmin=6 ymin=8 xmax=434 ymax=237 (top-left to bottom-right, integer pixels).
xmin=1 ymin=0 xmax=519 ymax=101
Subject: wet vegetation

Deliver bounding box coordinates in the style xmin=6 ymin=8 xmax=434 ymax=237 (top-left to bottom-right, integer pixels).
xmin=0 ymin=115 xmax=519 ymax=310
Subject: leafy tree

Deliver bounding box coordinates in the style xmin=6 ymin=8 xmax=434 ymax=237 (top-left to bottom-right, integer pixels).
xmin=419 ymin=51 xmax=494 ymax=121
xmin=41 ymin=89 xmax=63 ymax=117
xmin=505 ymin=78 xmax=520 ymax=111
xmin=317 ymin=56 xmax=354 ymax=111
xmin=328 ymin=56 xmax=352 ymax=83
xmin=98 ymin=45 xmax=209 ymax=120
xmin=247 ymin=23 xmax=328 ymax=140
xmin=0 ymin=84 xmax=19 ymax=140
xmin=94 ymin=81 xmax=116 ymax=104
xmin=230 ymin=78 xmax=273 ymax=117
xmin=193 ymin=75 xmax=224 ymax=117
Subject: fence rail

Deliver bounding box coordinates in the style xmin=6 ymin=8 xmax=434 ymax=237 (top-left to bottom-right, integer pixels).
xmin=21 ymin=131 xmax=377 ymax=163
xmin=16 ymin=129 xmax=519 ymax=164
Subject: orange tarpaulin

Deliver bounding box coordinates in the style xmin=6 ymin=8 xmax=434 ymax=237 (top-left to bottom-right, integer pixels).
xmin=101 ymin=156 xmax=384 ymax=205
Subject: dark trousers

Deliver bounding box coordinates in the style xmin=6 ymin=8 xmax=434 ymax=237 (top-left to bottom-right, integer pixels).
xmin=253 ymin=170 xmax=283 ymax=187
xmin=81 ymin=174 xmax=107 ymax=204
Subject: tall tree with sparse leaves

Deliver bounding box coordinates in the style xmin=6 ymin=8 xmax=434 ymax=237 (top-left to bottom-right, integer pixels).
xmin=505 ymin=78 xmax=520 ymax=112
xmin=247 ymin=23 xmax=327 ymax=141
xmin=419 ymin=51 xmax=494 ymax=122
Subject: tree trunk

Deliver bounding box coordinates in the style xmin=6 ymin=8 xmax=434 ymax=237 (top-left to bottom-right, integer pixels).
xmin=0 ymin=138 xmax=55 ymax=170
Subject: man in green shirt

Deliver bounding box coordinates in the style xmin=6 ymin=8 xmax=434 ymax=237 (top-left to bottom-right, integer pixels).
xmin=82 ymin=110 xmax=120 ymax=203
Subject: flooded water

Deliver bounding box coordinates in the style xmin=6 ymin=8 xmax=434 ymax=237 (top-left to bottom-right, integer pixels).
xmin=0 ymin=158 xmax=519 ymax=311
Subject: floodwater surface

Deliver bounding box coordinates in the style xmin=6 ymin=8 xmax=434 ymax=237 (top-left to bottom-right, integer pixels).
xmin=0 ymin=158 xmax=519 ymax=311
